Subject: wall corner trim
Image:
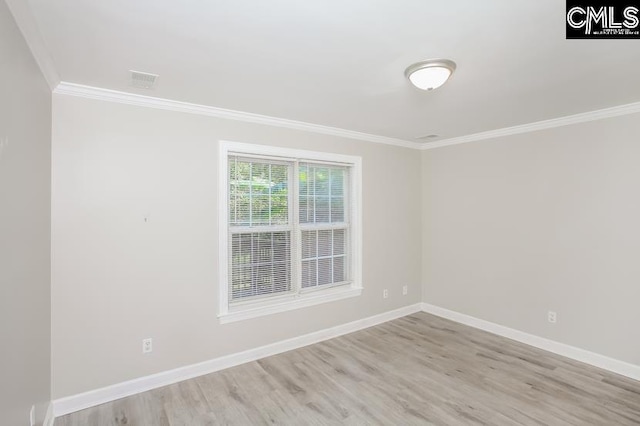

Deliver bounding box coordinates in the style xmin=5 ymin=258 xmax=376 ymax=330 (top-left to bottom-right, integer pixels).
xmin=52 ymin=303 xmax=422 ymax=418
xmin=4 ymin=0 xmax=60 ymax=90
xmin=420 ymin=302 xmax=640 ymax=381
xmin=421 ymin=101 xmax=640 ymax=150
xmin=43 ymin=402 xmax=54 ymax=426
xmin=52 ymin=82 xmax=421 ymax=149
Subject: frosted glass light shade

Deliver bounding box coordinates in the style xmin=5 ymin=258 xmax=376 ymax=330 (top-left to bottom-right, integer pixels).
xmin=405 ymin=59 xmax=456 ymax=91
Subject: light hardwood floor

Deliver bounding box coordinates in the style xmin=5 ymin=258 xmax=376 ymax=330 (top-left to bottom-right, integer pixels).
xmin=55 ymin=312 xmax=640 ymax=425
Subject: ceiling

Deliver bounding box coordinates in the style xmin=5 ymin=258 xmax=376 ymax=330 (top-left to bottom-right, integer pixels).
xmin=24 ymin=0 xmax=640 ymax=143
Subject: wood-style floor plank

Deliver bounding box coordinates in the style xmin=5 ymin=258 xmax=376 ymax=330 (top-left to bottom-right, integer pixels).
xmin=54 ymin=312 xmax=640 ymax=425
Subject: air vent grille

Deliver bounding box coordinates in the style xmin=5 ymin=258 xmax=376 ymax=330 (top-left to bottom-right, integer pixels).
xmin=130 ymin=70 xmax=158 ymax=89
xmin=415 ymin=134 xmax=440 ymax=142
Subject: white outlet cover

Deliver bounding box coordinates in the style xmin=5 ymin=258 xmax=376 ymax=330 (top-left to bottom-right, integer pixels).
xmin=142 ymin=338 xmax=153 ymax=353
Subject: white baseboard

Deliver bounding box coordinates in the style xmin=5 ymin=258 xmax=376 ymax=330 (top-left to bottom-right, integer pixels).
xmin=53 ymin=303 xmax=422 ymax=417
xmin=43 ymin=402 xmax=54 ymax=426
xmin=421 ymin=302 xmax=640 ymax=381
xmin=52 ymin=301 xmax=638 ymax=419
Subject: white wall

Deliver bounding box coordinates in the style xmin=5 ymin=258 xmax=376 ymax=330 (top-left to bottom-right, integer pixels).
xmin=0 ymin=1 xmax=52 ymax=424
xmin=51 ymin=94 xmax=422 ymax=398
xmin=422 ymin=113 xmax=640 ymax=366
xmin=50 ymin=60 xmax=640 ymax=405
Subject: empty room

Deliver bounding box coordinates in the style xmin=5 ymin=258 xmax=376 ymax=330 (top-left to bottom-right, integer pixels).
xmin=2 ymin=0 xmax=640 ymax=425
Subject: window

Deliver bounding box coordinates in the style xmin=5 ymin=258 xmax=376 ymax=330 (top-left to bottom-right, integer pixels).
xmin=219 ymin=142 xmax=362 ymax=323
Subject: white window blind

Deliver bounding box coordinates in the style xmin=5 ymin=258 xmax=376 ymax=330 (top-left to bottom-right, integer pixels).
xmin=299 ymin=163 xmax=348 ymax=289
xmin=220 ymin=142 xmax=362 ymax=323
xmin=229 ymin=157 xmax=292 ymax=302
xmin=230 ymin=231 xmax=291 ymax=300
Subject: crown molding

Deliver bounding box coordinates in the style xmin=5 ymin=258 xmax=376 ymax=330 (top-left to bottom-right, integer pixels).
xmin=4 ymin=0 xmax=640 ymax=151
xmin=54 ymin=82 xmax=421 ymax=149
xmin=5 ymin=0 xmax=60 ymax=90
xmin=422 ymin=101 xmax=640 ymax=150
xmin=53 ymin=82 xmax=640 ymax=151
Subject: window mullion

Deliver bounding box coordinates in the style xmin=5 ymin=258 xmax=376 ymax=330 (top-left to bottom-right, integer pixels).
xmin=248 ymin=162 xmax=253 ymax=226
xmin=232 ymin=156 xmax=237 ymax=225
xmin=312 ymin=165 xmax=316 ymax=223
xmin=291 ymin=161 xmax=301 ymax=295
xmin=331 ymin=229 xmax=334 ymax=285
xmin=345 ymin=169 xmax=352 ymax=282
xmin=268 ymin=164 xmax=272 ymax=226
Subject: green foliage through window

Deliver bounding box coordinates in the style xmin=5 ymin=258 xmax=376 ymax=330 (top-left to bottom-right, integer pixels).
xmin=229 ymin=158 xmax=289 ymax=226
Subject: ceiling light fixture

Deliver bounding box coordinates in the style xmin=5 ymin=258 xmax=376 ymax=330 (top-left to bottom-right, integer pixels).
xmin=405 ymin=59 xmax=456 ymax=91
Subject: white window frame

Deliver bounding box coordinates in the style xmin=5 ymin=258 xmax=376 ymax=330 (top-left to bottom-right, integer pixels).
xmin=218 ymin=141 xmax=362 ymax=324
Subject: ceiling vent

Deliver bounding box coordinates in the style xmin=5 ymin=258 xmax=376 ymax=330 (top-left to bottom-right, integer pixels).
xmin=416 ymin=134 xmax=440 ymax=142
xmin=130 ymin=70 xmax=158 ymax=89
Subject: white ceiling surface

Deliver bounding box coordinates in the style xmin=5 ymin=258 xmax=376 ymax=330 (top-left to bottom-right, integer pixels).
xmin=27 ymin=0 xmax=640 ymax=142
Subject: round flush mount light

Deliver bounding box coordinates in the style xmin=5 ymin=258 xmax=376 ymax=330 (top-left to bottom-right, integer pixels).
xmin=405 ymin=59 xmax=456 ymax=91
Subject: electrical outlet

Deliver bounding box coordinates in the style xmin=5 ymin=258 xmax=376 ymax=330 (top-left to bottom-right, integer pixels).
xmin=402 ymin=285 xmax=408 ymax=295
xmin=548 ymin=311 xmax=557 ymax=324
xmin=142 ymin=338 xmax=153 ymax=354
xmin=0 ymin=136 xmax=8 ymax=160
xmin=383 ymin=289 xmax=389 ymax=299
xmin=30 ymin=405 xmax=35 ymax=426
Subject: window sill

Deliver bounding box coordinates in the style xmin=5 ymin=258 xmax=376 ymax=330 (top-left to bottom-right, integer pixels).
xmin=219 ymin=285 xmax=362 ymax=324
